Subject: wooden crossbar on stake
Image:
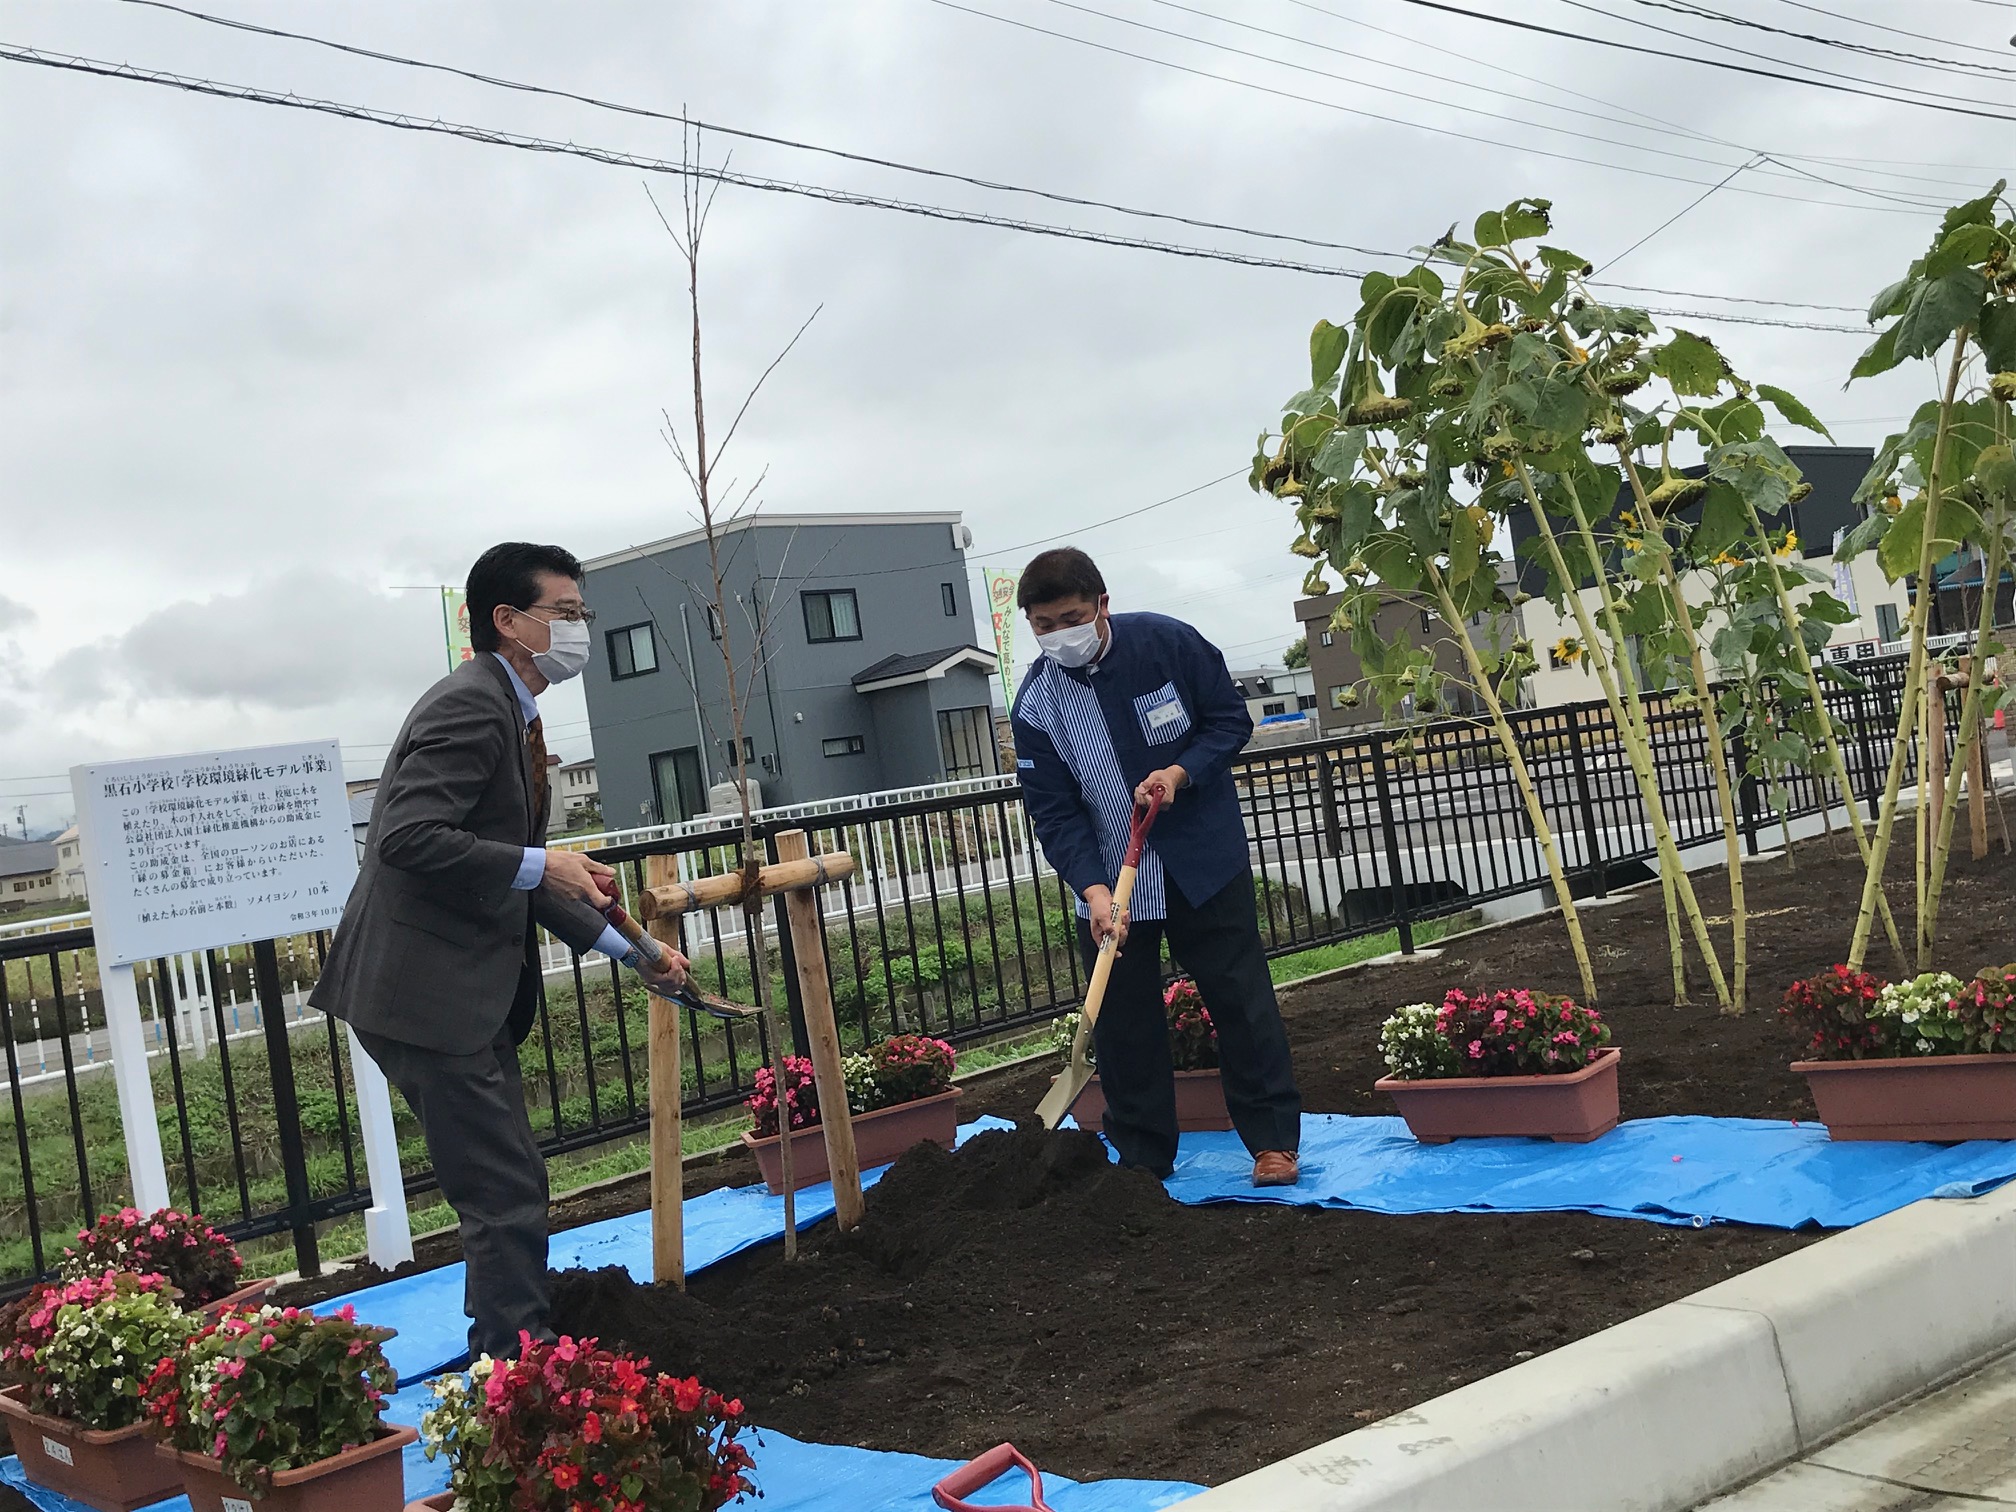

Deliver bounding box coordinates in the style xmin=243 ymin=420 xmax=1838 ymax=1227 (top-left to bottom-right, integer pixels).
xmin=643 ymin=835 xmax=863 ymax=1285
xmin=637 ymin=854 xmax=857 ymax=921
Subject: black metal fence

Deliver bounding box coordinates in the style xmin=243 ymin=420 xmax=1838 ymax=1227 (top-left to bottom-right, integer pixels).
xmin=0 ymin=655 xmax=1949 ymax=1292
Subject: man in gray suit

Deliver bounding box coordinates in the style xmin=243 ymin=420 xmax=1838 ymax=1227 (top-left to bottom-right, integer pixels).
xmin=312 ymin=542 xmax=686 ymax=1361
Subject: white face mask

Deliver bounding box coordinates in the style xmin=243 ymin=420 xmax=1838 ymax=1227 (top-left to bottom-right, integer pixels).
xmin=525 ymin=617 xmax=592 ymax=683
xmin=1037 ymin=619 xmax=1104 ymax=669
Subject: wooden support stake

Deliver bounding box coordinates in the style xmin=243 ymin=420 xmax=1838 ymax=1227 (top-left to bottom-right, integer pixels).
xmin=643 ymin=854 xmax=685 ymax=1289
xmin=639 ymin=854 xmax=858 ymax=921
xmin=775 ymin=829 xmax=865 ymax=1231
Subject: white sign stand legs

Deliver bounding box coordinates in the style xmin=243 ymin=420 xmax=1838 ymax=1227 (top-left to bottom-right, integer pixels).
xmin=345 ymin=1027 xmax=414 ymax=1269
xmin=103 ymin=964 xmax=171 ymax=1215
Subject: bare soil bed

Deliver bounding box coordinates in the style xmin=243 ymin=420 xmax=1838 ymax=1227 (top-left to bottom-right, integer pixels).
xmin=228 ymin=838 xmax=2014 ymax=1495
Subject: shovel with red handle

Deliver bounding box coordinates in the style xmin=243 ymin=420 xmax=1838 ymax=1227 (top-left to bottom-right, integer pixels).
xmin=932 ymin=1443 xmax=1054 ymax=1512
xmin=1035 ymin=786 xmax=1164 ymax=1129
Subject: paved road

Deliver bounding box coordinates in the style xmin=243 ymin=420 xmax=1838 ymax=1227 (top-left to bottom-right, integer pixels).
xmin=1701 ymin=1345 xmax=2016 ymax=1509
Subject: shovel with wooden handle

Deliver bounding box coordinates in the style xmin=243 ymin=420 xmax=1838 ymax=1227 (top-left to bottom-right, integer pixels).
xmin=1036 ymin=787 xmax=1165 ymax=1130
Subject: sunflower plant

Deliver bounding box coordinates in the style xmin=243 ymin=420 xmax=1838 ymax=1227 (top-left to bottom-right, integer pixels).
xmin=1253 ymin=198 xmax=1838 ymax=1010
xmin=1835 ymin=180 xmax=2016 ymax=971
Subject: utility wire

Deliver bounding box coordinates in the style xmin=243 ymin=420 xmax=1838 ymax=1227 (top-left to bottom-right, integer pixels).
xmin=0 ymin=45 xmax=1373 ymax=278
xmin=1551 ymin=0 xmax=2016 ymax=121
xmin=1049 ymin=0 xmax=1755 ymax=175
xmin=929 ymin=0 xmax=1930 ymax=215
xmin=0 ymin=44 xmax=1874 ymax=331
xmin=1398 ymin=0 xmax=2016 ymax=126
xmin=1603 ymin=153 xmax=1762 ymax=273
xmin=1620 ymin=0 xmax=2016 ymax=80
xmin=115 ymin=0 xmax=1872 ymax=310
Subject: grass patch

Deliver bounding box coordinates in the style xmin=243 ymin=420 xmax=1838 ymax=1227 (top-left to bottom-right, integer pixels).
xmin=1268 ymin=915 xmax=1468 ymax=985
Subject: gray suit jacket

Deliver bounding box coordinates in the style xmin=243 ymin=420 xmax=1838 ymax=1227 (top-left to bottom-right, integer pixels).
xmin=311 ymin=655 xmax=607 ymax=1055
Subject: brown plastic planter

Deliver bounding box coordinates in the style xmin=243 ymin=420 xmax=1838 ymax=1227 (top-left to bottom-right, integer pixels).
xmin=1791 ymin=1052 xmax=2016 ymax=1141
xmin=164 ymin=1421 xmax=418 ymax=1512
xmin=404 ymin=1495 xmax=453 ymax=1512
xmin=1377 ymin=1047 xmax=1622 ymax=1144
xmin=741 ymin=1087 xmax=961 ymax=1193
xmin=0 ymin=1389 xmax=185 ymax=1512
xmin=197 ymin=1276 xmax=277 ymax=1321
xmin=1061 ymin=1069 xmax=1235 ymax=1133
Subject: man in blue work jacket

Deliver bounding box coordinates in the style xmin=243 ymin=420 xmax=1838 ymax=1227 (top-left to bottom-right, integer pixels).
xmin=1012 ymin=546 xmax=1302 ymax=1186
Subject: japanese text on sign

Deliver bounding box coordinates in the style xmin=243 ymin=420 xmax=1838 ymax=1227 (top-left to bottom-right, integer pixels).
xmin=72 ymin=741 xmax=358 ymax=966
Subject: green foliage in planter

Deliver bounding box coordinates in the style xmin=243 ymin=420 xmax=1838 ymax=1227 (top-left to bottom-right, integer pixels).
xmin=0 ymin=1271 xmax=195 ymax=1430
xmin=142 ymin=1303 xmax=396 ymax=1493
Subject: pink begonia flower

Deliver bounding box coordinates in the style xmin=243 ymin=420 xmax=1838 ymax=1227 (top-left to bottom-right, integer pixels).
xmin=259 ymin=1333 xmax=276 ymax=1350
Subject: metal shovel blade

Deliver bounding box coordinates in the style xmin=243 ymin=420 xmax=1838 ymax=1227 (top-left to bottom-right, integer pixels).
xmin=1036 ymin=1014 xmax=1094 ymax=1130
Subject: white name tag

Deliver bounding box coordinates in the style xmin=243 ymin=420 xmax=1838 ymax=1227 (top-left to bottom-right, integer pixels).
xmin=1146 ymin=699 xmax=1183 ymax=728
xmin=223 ymin=1498 xmax=255 ymax=1512
xmin=41 ymin=1436 xmax=74 ymax=1467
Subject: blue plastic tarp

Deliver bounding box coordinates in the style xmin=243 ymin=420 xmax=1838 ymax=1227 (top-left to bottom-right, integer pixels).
xmin=360 ymin=1117 xmax=1015 ymax=1385
xmin=1158 ymin=1114 xmax=2016 ymax=1229
xmin=1 ymin=1379 xmax=1202 ymax=1512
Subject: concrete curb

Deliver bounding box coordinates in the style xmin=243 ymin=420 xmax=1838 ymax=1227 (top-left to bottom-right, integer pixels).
xmin=1177 ymin=1182 xmax=2016 ymax=1511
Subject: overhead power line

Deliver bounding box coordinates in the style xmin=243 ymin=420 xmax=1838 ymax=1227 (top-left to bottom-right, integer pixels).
xmin=1585 ymin=0 xmax=2016 ymax=97
xmin=929 ymin=0 xmax=1929 ymax=216
xmin=0 ymin=44 xmax=1872 ymax=332
xmin=1657 ymin=0 xmax=2016 ymax=77
xmin=119 ymin=0 xmax=1870 ymax=311
xmin=1399 ymin=0 xmax=2016 ymax=125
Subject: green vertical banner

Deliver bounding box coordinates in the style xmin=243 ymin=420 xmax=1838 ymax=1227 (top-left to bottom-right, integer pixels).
xmin=983 ymin=566 xmax=1020 ymax=711
xmin=441 ymin=587 xmax=474 ymax=671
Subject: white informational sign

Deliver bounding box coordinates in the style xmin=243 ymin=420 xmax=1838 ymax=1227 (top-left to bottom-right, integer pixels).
xmin=72 ymin=741 xmax=352 ymax=969
xmin=68 ymin=740 xmax=411 ymax=1267
xmin=1825 ymin=639 xmax=1881 ymax=665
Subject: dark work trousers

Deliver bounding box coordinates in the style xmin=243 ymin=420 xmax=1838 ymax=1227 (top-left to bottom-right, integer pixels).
xmin=354 ymin=1025 xmax=550 ymax=1362
xmin=1076 ymin=871 xmax=1302 ymax=1177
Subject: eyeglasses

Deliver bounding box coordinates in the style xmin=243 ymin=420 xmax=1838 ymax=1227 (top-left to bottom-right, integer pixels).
xmin=521 ymin=603 xmax=597 ymax=625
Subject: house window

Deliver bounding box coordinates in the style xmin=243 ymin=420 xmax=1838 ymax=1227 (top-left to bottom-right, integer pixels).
xmin=1320 ymin=630 xmax=1333 ymax=647
xmin=705 ymin=604 xmax=723 ymax=641
xmin=822 ymin=735 xmax=866 ymax=757
xmin=1419 ymin=608 xmax=1433 ymax=634
xmin=803 ymin=589 xmax=861 ymax=643
xmin=1329 ymin=686 xmax=1354 ymax=710
xmin=606 ymin=623 xmax=657 ymax=680
xmin=937 ymin=706 xmax=995 ymax=780
xmin=1263 ymin=701 xmax=1287 ymax=716
xmin=1876 ymin=603 xmax=1901 ymax=642
xmin=941 ymin=582 xmax=958 ymax=617
xmin=1297 ymin=693 xmax=1317 ymax=710
xmin=723 ymin=736 xmax=755 ymax=769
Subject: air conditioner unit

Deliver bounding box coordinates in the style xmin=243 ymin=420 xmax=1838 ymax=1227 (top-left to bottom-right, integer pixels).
xmin=708 ymin=779 xmax=761 ymax=815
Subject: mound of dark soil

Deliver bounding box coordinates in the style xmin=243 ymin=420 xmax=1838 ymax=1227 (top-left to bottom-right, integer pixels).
xmin=549 ymin=1125 xmax=1811 ymax=1486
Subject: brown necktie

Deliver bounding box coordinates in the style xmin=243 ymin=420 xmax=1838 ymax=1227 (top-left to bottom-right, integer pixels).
xmin=526 ymin=716 xmax=551 ymax=839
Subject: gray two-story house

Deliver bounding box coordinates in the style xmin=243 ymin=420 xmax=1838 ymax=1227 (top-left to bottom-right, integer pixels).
xmin=580 ymin=512 xmax=999 ymax=825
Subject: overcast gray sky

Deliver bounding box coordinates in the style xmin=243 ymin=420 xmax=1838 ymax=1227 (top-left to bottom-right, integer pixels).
xmin=0 ymin=0 xmax=1999 ymax=832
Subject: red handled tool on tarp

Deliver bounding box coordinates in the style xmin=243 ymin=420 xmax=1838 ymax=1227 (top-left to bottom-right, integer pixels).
xmin=594 ymin=876 xmax=759 ymax=1021
xmin=1035 ymin=787 xmax=1164 ymax=1129
xmin=932 ymin=1443 xmax=1054 ymax=1512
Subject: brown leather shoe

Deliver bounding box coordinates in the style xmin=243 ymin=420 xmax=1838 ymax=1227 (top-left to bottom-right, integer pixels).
xmin=1251 ymin=1150 xmax=1299 ymax=1187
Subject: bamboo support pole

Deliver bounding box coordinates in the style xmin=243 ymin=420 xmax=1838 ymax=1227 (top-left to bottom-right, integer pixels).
xmin=642 ymin=853 xmax=685 ymax=1288
xmin=774 ymin=829 xmax=864 ymax=1231
xmin=639 ymin=854 xmax=858 ymax=921
xmin=1428 ymin=565 xmax=1599 ymax=1005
